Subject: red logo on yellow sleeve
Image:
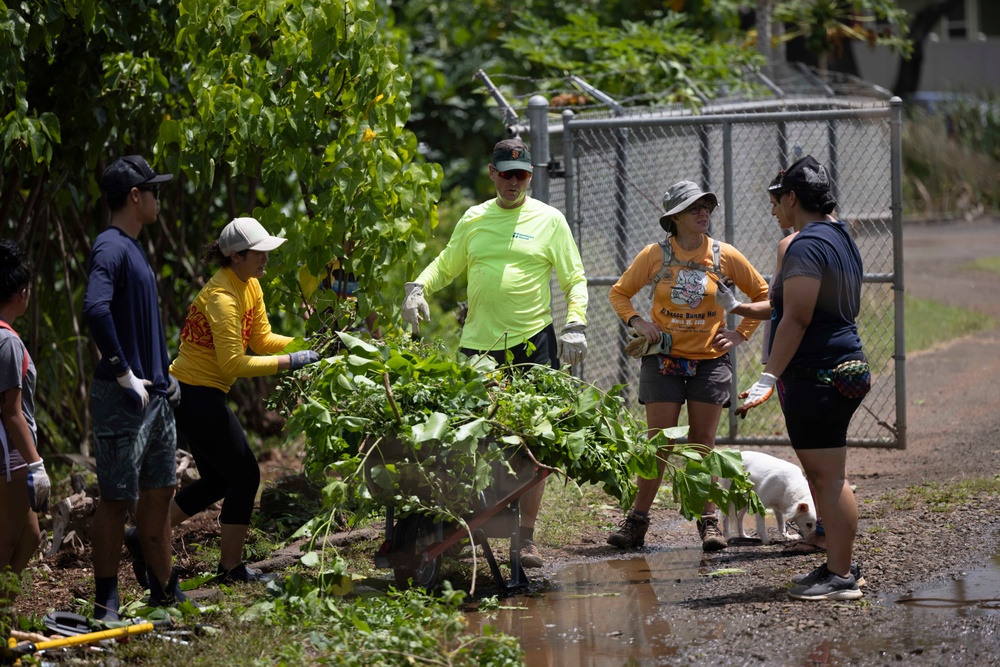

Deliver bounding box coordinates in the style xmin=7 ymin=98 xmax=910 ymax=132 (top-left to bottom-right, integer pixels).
xmin=180 ymin=305 xmax=214 ymax=349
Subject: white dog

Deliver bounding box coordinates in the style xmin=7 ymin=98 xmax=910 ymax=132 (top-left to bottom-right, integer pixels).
xmin=722 ymin=450 xmax=817 ymax=545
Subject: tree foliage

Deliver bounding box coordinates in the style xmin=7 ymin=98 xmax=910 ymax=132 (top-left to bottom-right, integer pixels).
xmin=0 ymin=0 xmax=439 ymax=454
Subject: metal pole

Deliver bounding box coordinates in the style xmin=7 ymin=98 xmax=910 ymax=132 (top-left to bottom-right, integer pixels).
xmin=890 ymin=97 xmax=906 ymax=450
xmin=528 ymin=95 xmax=550 ymax=203
xmin=722 ymin=120 xmax=739 ymax=440
xmin=828 ymin=119 xmax=840 ymax=204
xmin=473 ymin=69 xmax=519 ymax=129
xmin=562 ymin=110 xmax=576 ymax=242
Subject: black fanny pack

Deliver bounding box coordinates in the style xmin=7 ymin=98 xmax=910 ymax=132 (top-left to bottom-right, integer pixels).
xmin=783 ymin=359 xmax=871 ymax=399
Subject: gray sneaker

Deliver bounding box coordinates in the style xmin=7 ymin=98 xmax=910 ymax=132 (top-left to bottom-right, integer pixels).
xmin=697 ymin=515 xmax=728 ymax=552
xmin=792 ymin=562 xmax=866 ymax=588
xmin=789 ymin=569 xmax=863 ymax=601
xmin=519 ymin=540 xmax=544 ymax=569
xmin=607 ymin=509 xmax=650 ymax=549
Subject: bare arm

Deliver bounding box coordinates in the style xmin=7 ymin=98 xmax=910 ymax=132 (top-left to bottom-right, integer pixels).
xmin=0 ymin=386 xmax=40 ymax=464
xmin=762 ymin=274 xmax=820 ymax=377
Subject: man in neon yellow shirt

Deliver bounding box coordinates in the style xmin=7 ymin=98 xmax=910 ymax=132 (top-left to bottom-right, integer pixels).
xmin=402 ymin=137 xmax=588 ymax=568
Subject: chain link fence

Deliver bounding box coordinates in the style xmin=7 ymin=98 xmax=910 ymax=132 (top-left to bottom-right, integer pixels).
xmin=525 ymin=96 xmax=905 ymax=449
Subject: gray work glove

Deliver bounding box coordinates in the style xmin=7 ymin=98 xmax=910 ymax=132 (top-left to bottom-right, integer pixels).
xmin=117 ymin=369 xmax=152 ymax=411
xmin=401 ymin=282 xmax=430 ymax=334
xmin=625 ymin=331 xmax=672 ymax=358
xmin=557 ymin=322 xmax=587 ymax=366
xmin=715 ymin=279 xmax=742 ymax=313
xmin=288 ymin=350 xmax=321 ymax=371
xmin=27 ymin=459 xmax=50 ymax=513
xmin=165 ymin=374 xmax=182 ymax=408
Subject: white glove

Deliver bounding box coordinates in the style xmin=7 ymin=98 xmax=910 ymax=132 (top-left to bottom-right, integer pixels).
xmin=557 ymin=322 xmax=587 ymax=366
xmin=401 ymin=282 xmax=430 ymax=334
xmin=117 ymin=369 xmax=152 ymax=411
xmin=166 ymin=374 xmax=182 ymax=408
xmin=735 ymin=372 xmax=778 ymax=418
xmin=27 ymin=459 xmax=50 ymax=513
xmin=625 ymin=331 xmax=672 ymax=358
xmin=715 ymin=280 xmax=742 ymax=313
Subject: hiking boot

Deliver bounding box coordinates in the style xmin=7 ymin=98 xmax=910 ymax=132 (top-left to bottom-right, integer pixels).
xmin=123 ymin=527 xmax=149 ymax=589
xmin=788 ymin=569 xmax=863 ymax=601
xmin=792 ymin=562 xmax=866 ymax=588
xmin=519 ymin=540 xmax=544 ymax=569
xmin=215 ymin=562 xmax=275 ymax=584
xmin=607 ymin=509 xmax=650 ymax=549
xmin=697 ymin=515 xmax=728 ymax=552
xmin=148 ymin=567 xmax=188 ymax=608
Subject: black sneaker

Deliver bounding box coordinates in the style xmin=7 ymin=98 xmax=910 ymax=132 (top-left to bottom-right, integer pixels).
xmin=148 ymin=567 xmax=188 ymax=608
xmin=607 ymin=509 xmax=650 ymax=549
xmin=216 ymin=562 xmax=275 ymax=584
xmin=789 ymin=569 xmax=862 ymax=601
xmin=792 ymin=562 xmax=866 ymax=588
xmin=697 ymin=515 xmax=728 ymax=552
xmin=123 ymin=527 xmax=149 ymax=589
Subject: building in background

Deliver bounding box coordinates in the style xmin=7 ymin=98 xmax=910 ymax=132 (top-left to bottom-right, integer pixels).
xmin=852 ymin=0 xmax=1000 ymax=95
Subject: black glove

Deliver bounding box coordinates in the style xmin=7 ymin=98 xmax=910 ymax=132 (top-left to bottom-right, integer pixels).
xmin=165 ymin=374 xmax=182 ymax=408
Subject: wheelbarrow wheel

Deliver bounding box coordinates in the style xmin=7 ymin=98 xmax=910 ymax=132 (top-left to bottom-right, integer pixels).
xmin=392 ymin=515 xmax=442 ymax=590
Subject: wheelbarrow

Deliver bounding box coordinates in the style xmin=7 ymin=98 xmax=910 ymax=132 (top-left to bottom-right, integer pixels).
xmin=363 ymin=437 xmax=550 ymax=594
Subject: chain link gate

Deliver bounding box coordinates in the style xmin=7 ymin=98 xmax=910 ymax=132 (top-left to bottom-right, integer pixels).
xmin=526 ymin=97 xmax=905 ymax=449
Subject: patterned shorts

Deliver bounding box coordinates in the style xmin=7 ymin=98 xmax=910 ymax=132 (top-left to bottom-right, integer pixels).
xmin=91 ymin=379 xmax=177 ymax=500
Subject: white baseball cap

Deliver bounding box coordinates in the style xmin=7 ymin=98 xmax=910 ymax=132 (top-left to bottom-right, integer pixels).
xmin=218 ymin=217 xmax=287 ymax=256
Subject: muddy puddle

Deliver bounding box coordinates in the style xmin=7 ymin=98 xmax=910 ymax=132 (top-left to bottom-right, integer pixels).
xmin=466 ymin=548 xmax=715 ymax=666
xmin=464 ymin=531 xmax=1000 ymax=666
xmin=892 ymin=551 xmax=1000 ymax=614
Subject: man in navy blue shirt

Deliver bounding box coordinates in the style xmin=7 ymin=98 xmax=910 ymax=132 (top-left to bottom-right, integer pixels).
xmin=83 ymin=155 xmax=186 ymax=620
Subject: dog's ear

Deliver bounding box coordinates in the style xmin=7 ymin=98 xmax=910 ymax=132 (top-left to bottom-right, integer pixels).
xmin=796 ymin=502 xmax=810 ymax=515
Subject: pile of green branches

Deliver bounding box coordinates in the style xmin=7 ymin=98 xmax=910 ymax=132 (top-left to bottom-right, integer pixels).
xmin=270 ymin=332 xmax=761 ymax=525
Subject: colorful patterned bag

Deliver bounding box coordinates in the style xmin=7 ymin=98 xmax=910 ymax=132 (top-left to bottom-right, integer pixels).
xmin=657 ymin=355 xmax=699 ymax=377
xmin=817 ymin=359 xmax=871 ymax=399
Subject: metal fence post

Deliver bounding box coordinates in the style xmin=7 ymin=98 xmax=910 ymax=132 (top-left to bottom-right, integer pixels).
xmin=562 ymin=110 xmax=576 ymax=240
xmin=722 ymin=120 xmax=740 ymax=439
xmin=528 ymin=96 xmax=550 ymax=204
xmin=890 ymin=96 xmax=906 ymax=450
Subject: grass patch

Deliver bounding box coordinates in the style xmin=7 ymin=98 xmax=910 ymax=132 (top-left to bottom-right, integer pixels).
xmin=537 ymin=481 xmax=620 ymax=544
xmin=904 ymin=294 xmax=997 ymax=353
xmin=885 ymin=475 xmax=1000 ymax=512
xmin=963 ymin=256 xmax=1000 ymax=277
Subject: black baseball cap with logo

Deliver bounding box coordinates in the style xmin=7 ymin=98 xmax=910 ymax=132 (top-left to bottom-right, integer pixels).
xmin=100 ymin=155 xmax=173 ymax=195
xmin=491 ymin=139 xmax=533 ymax=173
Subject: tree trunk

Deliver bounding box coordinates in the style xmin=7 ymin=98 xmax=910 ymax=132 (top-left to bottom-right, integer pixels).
xmin=893 ymin=0 xmax=964 ymax=98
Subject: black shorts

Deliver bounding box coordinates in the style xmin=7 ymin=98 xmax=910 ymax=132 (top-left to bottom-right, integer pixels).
xmin=781 ymin=378 xmax=864 ymax=450
xmin=638 ymin=354 xmax=732 ymax=406
xmin=461 ymin=323 xmax=559 ymax=370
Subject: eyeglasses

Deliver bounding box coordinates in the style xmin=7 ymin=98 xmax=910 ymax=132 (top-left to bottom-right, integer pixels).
xmin=683 ymin=202 xmax=712 ymax=215
xmin=138 ymin=183 xmax=160 ymax=198
xmin=496 ymin=169 xmax=531 ymax=181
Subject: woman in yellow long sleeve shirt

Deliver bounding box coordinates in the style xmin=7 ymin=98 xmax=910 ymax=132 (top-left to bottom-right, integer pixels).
xmin=158 ymin=218 xmax=320 ymax=584
xmin=606 ymin=181 xmax=768 ymax=553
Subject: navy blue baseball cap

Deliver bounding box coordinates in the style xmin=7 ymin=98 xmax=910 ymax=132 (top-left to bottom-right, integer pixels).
xmin=100 ymin=155 xmax=173 ymax=195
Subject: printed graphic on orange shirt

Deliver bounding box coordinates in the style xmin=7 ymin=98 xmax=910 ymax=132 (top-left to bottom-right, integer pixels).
xmin=180 ymin=305 xmax=214 ymax=349
xmin=671 ymin=268 xmax=708 ymax=309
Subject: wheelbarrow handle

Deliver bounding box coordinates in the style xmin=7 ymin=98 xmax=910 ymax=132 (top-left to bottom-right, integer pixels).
xmin=3 ymin=619 xmax=171 ymax=663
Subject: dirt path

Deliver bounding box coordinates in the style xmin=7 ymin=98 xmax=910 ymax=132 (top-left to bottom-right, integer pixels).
xmin=538 ymin=219 xmax=1000 ymax=666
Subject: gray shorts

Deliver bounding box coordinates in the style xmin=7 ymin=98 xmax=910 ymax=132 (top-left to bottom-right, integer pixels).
xmin=638 ymin=354 xmax=733 ymax=406
xmin=91 ymin=378 xmax=177 ymax=501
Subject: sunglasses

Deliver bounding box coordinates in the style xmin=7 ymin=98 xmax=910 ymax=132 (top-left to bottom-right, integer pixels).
xmin=496 ymin=169 xmax=531 ymax=181
xmin=683 ymin=202 xmax=713 ymax=215
xmin=138 ymin=183 xmax=160 ymax=197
